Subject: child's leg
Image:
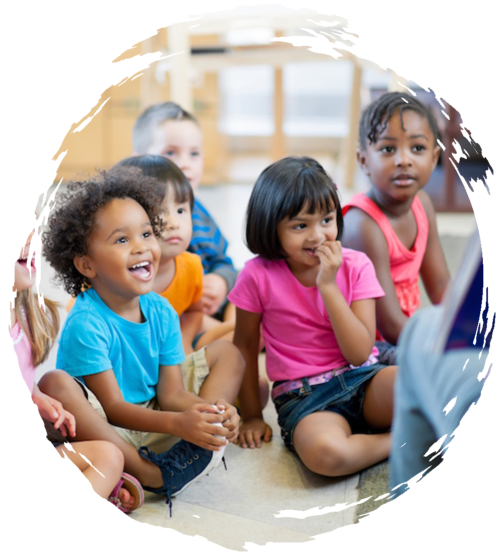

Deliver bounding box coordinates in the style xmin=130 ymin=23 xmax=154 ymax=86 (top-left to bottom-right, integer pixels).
xmin=197 ymin=340 xmax=245 ymax=403
xmin=293 ymin=412 xmax=391 ymax=477
xmin=195 ymin=326 xmax=269 ymax=409
xmin=56 ymin=440 xmax=128 ymax=501
xmin=195 ymin=321 xmax=235 ymax=350
xmin=38 ymin=371 xmax=164 ymax=491
xmin=362 ymin=365 xmax=397 ymax=430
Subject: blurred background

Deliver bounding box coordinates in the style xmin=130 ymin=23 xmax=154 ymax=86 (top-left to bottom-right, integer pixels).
xmin=52 ymin=6 xmax=490 ymax=223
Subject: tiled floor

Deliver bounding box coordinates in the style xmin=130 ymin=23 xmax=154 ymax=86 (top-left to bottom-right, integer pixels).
xmin=36 ymin=175 xmax=477 ymax=551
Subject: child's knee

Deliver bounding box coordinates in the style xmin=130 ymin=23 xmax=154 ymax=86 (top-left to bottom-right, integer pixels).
xmin=38 ymin=370 xmax=74 ymax=396
xmin=299 ymin=436 xmax=351 ymax=477
xmin=207 ymin=339 xmax=245 ymax=372
xmin=97 ymin=441 xmax=124 ymax=471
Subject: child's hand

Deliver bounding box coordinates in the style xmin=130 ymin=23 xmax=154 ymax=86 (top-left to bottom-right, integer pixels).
xmin=175 ymin=403 xmax=228 ymax=451
xmin=214 ymin=400 xmax=240 ymax=444
xmin=202 ymin=274 xmax=227 ymax=315
xmin=236 ymin=417 xmax=272 ymax=449
xmin=32 ymin=390 xmax=76 ymax=438
xmin=316 ymin=240 xmax=343 ymax=288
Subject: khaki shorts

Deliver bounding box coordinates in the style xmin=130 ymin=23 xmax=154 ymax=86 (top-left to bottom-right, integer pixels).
xmin=49 ymin=348 xmax=210 ymax=454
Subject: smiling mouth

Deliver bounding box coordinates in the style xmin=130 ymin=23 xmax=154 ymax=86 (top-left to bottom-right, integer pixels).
xmin=128 ymin=261 xmax=153 ymax=280
xmin=304 ymin=247 xmax=319 ymax=257
xmin=17 ymin=255 xmax=36 ymax=272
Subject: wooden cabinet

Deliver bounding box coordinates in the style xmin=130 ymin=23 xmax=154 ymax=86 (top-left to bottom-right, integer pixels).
xmin=55 ymin=32 xmax=225 ymax=185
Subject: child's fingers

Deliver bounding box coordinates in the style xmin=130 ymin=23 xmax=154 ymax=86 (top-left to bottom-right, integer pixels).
xmin=200 ymin=432 xmax=228 ymax=451
xmin=52 ymin=410 xmax=66 ymax=432
xmin=194 ymin=402 xmax=219 ymax=414
xmin=263 ymin=425 xmax=273 ymax=443
xmin=65 ymin=412 xmax=77 ymax=437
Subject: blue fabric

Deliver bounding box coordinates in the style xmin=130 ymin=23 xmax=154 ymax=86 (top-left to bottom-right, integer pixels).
xmin=189 ymin=198 xmax=238 ymax=291
xmin=390 ymin=306 xmax=489 ymax=496
xmin=56 ymin=288 xmax=185 ymax=404
xmin=273 ymin=362 xmax=385 ymax=451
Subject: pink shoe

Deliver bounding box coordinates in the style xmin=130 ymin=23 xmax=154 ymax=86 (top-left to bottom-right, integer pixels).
xmin=108 ymin=472 xmax=144 ymax=513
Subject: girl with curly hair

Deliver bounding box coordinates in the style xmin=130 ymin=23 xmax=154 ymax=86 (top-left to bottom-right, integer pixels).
xmin=39 ymin=168 xmax=244 ymax=513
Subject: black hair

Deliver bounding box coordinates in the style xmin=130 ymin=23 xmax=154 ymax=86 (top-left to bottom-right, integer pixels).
xmin=359 ymin=91 xmax=440 ymax=149
xmin=132 ymin=101 xmax=200 ymax=154
xmin=43 ymin=167 xmax=165 ymax=297
xmin=114 ymin=154 xmax=194 ymax=210
xmin=246 ymin=156 xmax=343 ymax=260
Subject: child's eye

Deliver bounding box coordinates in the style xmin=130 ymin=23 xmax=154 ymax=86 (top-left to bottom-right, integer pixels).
xmin=412 ymin=145 xmax=426 ymax=152
xmin=380 ymin=146 xmax=394 ymax=153
xmin=142 ymin=231 xmax=152 ymax=238
xmin=177 ymin=207 xmax=186 ymax=214
xmin=293 ymin=223 xmax=306 ymax=230
xmin=322 ymin=216 xmax=334 ymax=225
xmin=163 ymin=150 xmax=175 ymax=157
xmin=115 ymin=237 xmax=128 ymax=244
xmin=191 ymin=151 xmax=200 ymax=157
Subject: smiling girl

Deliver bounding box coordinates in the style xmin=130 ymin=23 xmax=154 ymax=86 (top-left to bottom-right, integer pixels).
xmin=229 ymin=156 xmax=396 ymax=478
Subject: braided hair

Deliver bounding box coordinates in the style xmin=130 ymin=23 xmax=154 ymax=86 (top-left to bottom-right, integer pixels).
xmin=359 ymin=92 xmax=440 ymax=149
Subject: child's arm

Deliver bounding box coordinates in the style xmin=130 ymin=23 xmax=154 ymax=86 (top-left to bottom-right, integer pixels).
xmin=191 ymin=200 xmax=238 ymax=314
xmin=343 ymin=210 xmax=407 ymax=344
xmin=84 ymin=369 xmax=226 ymax=451
xmin=179 ymin=298 xmax=204 ymax=354
xmin=418 ymin=191 xmax=451 ymax=304
xmin=202 ymin=273 xmax=231 ymax=316
xmin=233 ymin=307 xmax=272 ymax=448
xmin=317 ymin=240 xmax=377 ymax=365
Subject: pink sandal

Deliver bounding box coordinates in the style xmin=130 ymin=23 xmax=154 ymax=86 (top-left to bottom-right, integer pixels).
xmin=108 ymin=472 xmax=145 ymax=513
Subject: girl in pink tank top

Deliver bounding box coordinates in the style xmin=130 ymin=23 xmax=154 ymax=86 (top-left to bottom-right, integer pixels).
xmin=343 ymin=92 xmax=450 ymax=360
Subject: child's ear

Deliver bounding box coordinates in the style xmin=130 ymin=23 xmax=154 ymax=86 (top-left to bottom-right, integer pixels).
xmin=356 ymin=148 xmax=370 ymax=176
xmin=431 ymin=144 xmax=441 ymax=169
xmin=73 ymin=255 xmax=96 ymax=279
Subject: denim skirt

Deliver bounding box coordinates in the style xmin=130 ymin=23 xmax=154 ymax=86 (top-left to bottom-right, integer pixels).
xmin=273 ymin=362 xmax=385 ymax=452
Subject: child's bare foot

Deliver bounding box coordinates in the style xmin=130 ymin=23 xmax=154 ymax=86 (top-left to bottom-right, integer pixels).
xmin=117 ymin=487 xmax=136 ymax=511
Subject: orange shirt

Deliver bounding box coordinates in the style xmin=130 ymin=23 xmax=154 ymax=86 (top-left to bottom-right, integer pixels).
xmin=66 ymin=252 xmax=204 ymax=316
xmin=159 ymin=251 xmax=203 ymax=316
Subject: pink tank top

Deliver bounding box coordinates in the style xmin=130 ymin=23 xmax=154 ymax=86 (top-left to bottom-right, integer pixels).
xmin=343 ymin=193 xmax=429 ymax=320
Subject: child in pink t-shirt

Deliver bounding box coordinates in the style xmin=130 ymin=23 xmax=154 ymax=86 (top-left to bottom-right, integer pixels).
xmin=229 ymin=156 xmax=397 ymax=478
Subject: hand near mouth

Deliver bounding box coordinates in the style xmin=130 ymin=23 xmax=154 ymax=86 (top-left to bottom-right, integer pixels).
xmin=315 ymin=240 xmax=343 ymax=288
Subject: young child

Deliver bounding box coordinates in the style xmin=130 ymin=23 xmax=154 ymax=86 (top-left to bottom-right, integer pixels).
xmin=342 ymin=92 xmax=450 ymax=362
xmin=132 ymin=101 xmax=237 ymax=327
xmin=114 ymin=154 xmax=269 ymax=407
xmin=39 ymin=168 xmax=244 ymax=513
xmin=11 ymin=232 xmax=143 ymax=513
xmin=229 ymin=156 xmax=396 ymax=478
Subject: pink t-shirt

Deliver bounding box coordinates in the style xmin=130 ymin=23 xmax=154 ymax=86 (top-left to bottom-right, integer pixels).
xmin=8 ymin=322 xmax=47 ymax=450
xmin=228 ymin=248 xmax=385 ymax=382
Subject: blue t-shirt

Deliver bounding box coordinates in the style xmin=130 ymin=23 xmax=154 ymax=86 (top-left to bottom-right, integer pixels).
xmin=56 ymin=288 xmax=185 ymax=404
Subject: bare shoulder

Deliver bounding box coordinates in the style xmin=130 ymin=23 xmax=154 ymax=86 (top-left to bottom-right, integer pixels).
xmin=416 ymin=190 xmax=436 ymax=222
xmin=343 ymin=207 xmax=388 ymax=254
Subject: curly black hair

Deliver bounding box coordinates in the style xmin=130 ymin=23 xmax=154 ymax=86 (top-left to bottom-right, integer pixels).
xmin=359 ymin=91 xmax=440 ymax=149
xmin=43 ymin=167 xmax=166 ymax=297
